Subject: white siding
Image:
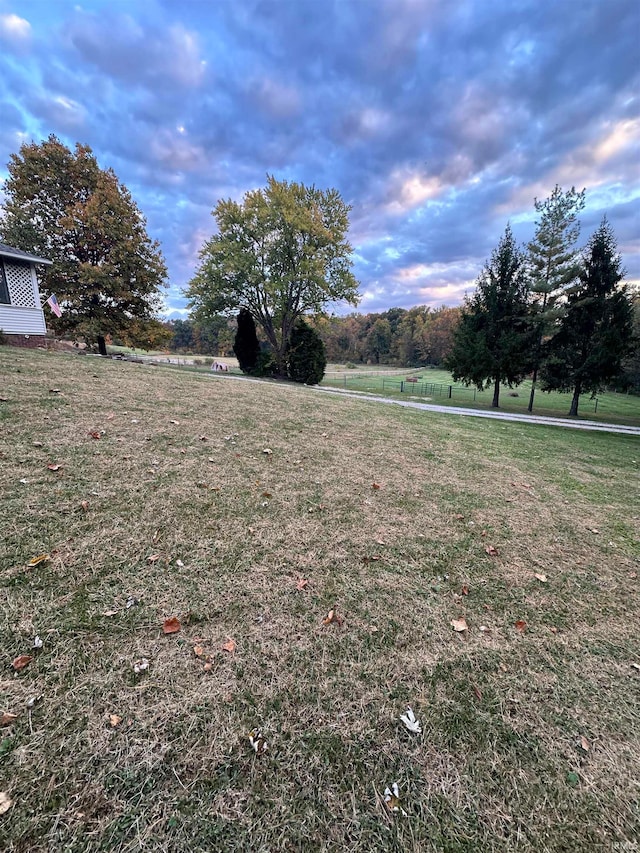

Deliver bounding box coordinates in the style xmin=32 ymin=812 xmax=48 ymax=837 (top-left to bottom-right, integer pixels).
xmin=0 ymin=305 xmax=47 ymax=335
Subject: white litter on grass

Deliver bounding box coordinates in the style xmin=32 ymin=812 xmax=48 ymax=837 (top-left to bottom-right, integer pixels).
xmin=133 ymin=658 xmax=149 ymax=674
xmin=399 ymin=707 xmax=422 ymax=734
xmin=384 ymin=781 xmax=407 ymax=815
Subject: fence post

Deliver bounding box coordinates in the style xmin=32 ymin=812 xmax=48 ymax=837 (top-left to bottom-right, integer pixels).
xmin=400 ymin=381 xmax=404 ymax=393
xmin=448 ymin=385 xmax=452 ymax=399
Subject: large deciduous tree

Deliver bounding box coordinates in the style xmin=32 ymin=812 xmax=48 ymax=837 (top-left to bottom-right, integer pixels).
xmin=446 ymin=225 xmax=534 ymax=407
xmin=0 ymin=135 xmax=167 ymax=350
xmin=526 ymin=185 xmax=586 ymax=411
xmin=186 ymin=175 xmax=360 ymax=376
xmin=541 ymin=218 xmax=633 ymax=417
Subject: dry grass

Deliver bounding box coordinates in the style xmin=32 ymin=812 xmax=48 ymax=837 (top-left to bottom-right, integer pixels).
xmin=1 ymin=346 xmax=639 ymax=852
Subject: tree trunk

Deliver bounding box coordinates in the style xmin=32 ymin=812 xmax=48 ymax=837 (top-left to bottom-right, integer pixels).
xmin=97 ymin=335 xmax=107 ymax=356
xmin=492 ymin=377 xmax=500 ymax=407
xmin=568 ymin=383 xmax=581 ymax=417
xmin=527 ymin=367 xmax=538 ymax=412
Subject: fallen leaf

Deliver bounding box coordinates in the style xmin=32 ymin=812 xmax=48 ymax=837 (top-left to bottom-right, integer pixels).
xmin=170 ymin=419 xmax=180 ymax=425
xmin=631 ymin=663 xmax=640 ymax=672
xmin=262 ymin=448 xmax=272 ymax=455
xmin=0 ymin=792 xmax=12 ymax=815
xmin=472 ymin=683 xmax=483 ymax=701
xmin=109 ymin=714 xmax=122 ymax=727
xmin=589 ymin=528 xmax=599 ymax=534
xmin=12 ymin=654 xmax=33 ymax=671
xmin=580 ymin=736 xmax=590 ymax=752
xmin=88 ymin=431 xmax=101 ymax=439
xmin=479 ymin=625 xmax=491 ymax=633
xmin=103 ymin=609 xmax=119 ymax=617
xmin=383 ymin=781 xmax=407 ymax=816
xmin=176 ymin=559 xmax=184 ymax=567
xmin=26 ymin=554 xmax=50 ymax=567
xmin=162 ymin=617 xmax=181 ymax=634
xmin=203 ymin=662 xmax=213 ymax=672
xmin=193 ymin=645 xmax=205 ymax=657
xmin=199 ymin=435 xmax=208 ymax=441
xmin=47 ymin=463 xmax=62 ymax=471
xmin=451 ymin=618 xmax=468 ymax=632
xmin=33 ymin=635 xmax=43 ymax=649
xmin=453 ymin=513 xmax=464 ymax=520
xmin=133 ymin=658 xmax=149 ymax=674
xmin=515 ymin=620 xmax=527 ymax=633
xmin=295 ymin=577 xmax=308 ymax=590
xmin=499 ymin=662 xmax=508 ymax=672
xmin=81 ymin=500 xmax=89 ymax=511
xmin=222 ymin=638 xmax=236 ymax=653
xmin=48 ymin=388 xmax=61 ymax=394
xmin=248 ymin=729 xmax=268 ymax=754
xmin=262 ymin=491 xmax=272 ymax=498
xmin=322 ymin=608 xmax=343 ymax=627
xmin=147 ymin=554 xmax=161 ymax=563
xmin=534 ymin=573 xmax=547 ymax=583
xmin=361 ymin=554 xmax=382 ymax=564
xmin=485 ymin=545 xmax=499 ymax=556
xmin=371 ymin=482 xmax=381 ymax=490
xmin=106 ymin=412 xmax=115 ymax=420
xmin=399 ymin=707 xmax=422 ymax=734
xmin=566 ymin=771 xmax=579 ymax=787
xmin=0 ymin=712 xmax=19 ymax=726
xmin=461 ymin=584 xmax=469 ymax=596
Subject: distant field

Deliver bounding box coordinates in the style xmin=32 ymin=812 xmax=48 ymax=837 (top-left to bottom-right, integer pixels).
xmin=321 ymin=368 xmax=640 ymax=425
xmin=2 ymin=346 xmax=638 ymax=852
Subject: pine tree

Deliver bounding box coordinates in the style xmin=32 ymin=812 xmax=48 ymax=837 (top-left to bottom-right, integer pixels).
xmin=233 ymin=308 xmax=260 ymax=373
xmin=446 ymin=225 xmax=534 ymax=407
xmin=541 ymin=218 xmax=633 ymax=416
xmin=287 ymin=318 xmax=327 ymax=385
xmin=526 ymin=185 xmax=586 ymax=411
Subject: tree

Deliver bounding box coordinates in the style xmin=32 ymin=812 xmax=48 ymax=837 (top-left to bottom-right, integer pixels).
xmin=186 ymin=175 xmax=359 ymax=375
xmin=446 ymin=225 xmax=534 ymax=407
xmin=621 ymin=294 xmax=640 ymax=393
xmin=541 ymin=218 xmax=633 ymax=416
xmin=526 ymin=185 xmax=586 ymax=411
xmin=233 ymin=308 xmax=260 ymax=373
xmin=0 ymin=135 xmax=167 ymax=350
xmin=287 ymin=318 xmax=327 ymax=384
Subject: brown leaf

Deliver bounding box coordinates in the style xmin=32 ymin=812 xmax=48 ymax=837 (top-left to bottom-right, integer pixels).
xmin=193 ymin=645 xmax=205 ymax=657
xmin=362 ymin=554 xmax=382 ymax=564
xmin=103 ymin=609 xmax=119 ymax=617
xmin=453 ymin=513 xmax=464 ymax=520
xmin=88 ymin=431 xmax=101 ymax=440
xmin=47 ymin=463 xmax=62 ymax=471
xmin=109 ymin=714 xmax=122 ymax=727
xmin=106 ymin=412 xmax=115 ymax=420
xmin=322 ymin=609 xmax=343 ymax=627
xmin=162 ymin=617 xmax=181 ymax=634
xmin=451 ymin=618 xmax=468 ymax=632
xmin=26 ymin=553 xmax=50 ymax=567
xmin=485 ymin=545 xmax=499 ymax=556
xmin=80 ymin=500 xmax=89 ymax=511
xmin=461 ymin=584 xmax=469 ymax=596
xmin=580 ymin=735 xmax=590 ymax=752
xmin=222 ymin=638 xmax=236 ymax=653
xmin=295 ymin=577 xmax=308 ymax=591
xmin=262 ymin=491 xmax=272 ymax=498
xmin=472 ymin=683 xmax=482 ymax=701
xmin=371 ymin=482 xmax=381 ymax=490
xmin=147 ymin=554 xmax=161 ymax=563
xmin=0 ymin=712 xmax=19 ymax=726
xmin=534 ymin=573 xmax=547 ymax=583
xmin=515 ymin=620 xmax=527 ymax=633
xmin=203 ymin=661 xmax=213 ymax=671
xmin=12 ymin=654 xmax=33 ymax=671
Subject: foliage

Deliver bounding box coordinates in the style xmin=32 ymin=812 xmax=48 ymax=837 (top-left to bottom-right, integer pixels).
xmin=286 ymin=318 xmax=327 ymax=384
xmin=526 ymin=185 xmax=586 ymax=411
xmin=233 ymin=308 xmax=261 ymax=374
xmin=186 ymin=175 xmax=359 ymax=374
xmin=621 ymin=294 xmax=640 ymax=393
xmin=0 ymin=135 xmax=167 ymax=348
xmin=446 ymin=225 xmax=534 ymax=407
xmin=541 ymin=218 xmax=634 ymax=416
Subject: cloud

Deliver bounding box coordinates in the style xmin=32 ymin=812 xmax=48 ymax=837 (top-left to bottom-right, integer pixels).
xmin=0 ymin=12 xmax=31 ymax=42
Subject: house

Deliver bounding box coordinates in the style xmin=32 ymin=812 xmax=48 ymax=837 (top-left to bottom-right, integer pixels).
xmin=0 ymin=243 xmax=52 ymax=347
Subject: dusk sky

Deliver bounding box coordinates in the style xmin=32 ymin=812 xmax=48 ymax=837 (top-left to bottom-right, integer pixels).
xmin=0 ymin=0 xmax=638 ymax=318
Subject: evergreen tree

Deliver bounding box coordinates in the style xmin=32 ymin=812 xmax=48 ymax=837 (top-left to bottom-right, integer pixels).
xmin=446 ymin=225 xmax=534 ymax=407
xmin=541 ymin=218 xmax=633 ymax=416
xmin=526 ymin=185 xmax=586 ymax=411
xmin=287 ymin=318 xmax=327 ymax=384
xmin=0 ymin=135 xmax=167 ymax=350
xmin=233 ymin=308 xmax=260 ymax=373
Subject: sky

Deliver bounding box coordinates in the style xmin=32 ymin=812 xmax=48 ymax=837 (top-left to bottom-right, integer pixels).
xmin=0 ymin=0 xmax=638 ymax=318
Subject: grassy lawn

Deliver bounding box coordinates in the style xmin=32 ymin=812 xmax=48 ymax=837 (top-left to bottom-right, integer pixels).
xmin=321 ymin=368 xmax=640 ymax=426
xmin=1 ymin=346 xmax=639 ymax=852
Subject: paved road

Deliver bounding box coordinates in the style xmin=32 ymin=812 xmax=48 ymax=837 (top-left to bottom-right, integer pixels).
xmin=313 ymin=386 xmax=640 ymax=436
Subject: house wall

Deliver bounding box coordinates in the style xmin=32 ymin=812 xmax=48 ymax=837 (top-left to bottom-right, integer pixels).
xmin=0 ymin=258 xmax=48 ymax=336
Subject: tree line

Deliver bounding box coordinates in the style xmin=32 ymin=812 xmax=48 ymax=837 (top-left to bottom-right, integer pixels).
xmin=1 ymin=137 xmax=637 ymax=412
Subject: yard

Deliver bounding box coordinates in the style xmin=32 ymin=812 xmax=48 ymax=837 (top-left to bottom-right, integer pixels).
xmin=1 ymin=346 xmax=638 ymax=852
